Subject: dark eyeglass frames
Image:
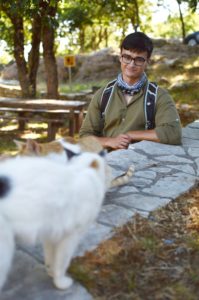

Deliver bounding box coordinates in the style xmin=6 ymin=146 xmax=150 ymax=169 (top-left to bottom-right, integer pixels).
xmin=121 ymin=54 xmax=146 ymax=66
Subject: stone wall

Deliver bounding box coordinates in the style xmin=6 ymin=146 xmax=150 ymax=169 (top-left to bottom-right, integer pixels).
xmin=0 ymin=84 xmax=22 ymax=98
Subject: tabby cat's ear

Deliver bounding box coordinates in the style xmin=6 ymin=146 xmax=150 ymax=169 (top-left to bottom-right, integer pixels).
xmin=14 ymin=139 xmax=41 ymax=155
xmin=26 ymin=139 xmax=41 ymax=155
xmin=14 ymin=139 xmax=26 ymax=151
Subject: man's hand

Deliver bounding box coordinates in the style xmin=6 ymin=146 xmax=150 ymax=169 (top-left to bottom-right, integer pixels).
xmin=97 ymin=134 xmax=131 ymax=150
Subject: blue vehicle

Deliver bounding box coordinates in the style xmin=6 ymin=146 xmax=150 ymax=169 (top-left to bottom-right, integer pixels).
xmin=184 ymin=31 xmax=199 ymax=46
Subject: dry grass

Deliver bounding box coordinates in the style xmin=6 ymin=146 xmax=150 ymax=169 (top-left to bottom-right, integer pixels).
xmin=69 ymin=185 xmax=199 ymax=300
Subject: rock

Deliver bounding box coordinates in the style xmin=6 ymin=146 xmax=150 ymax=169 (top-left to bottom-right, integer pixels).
xmin=1 ymin=62 xmax=18 ymax=80
xmin=169 ymin=81 xmax=198 ymax=91
xmin=74 ymin=48 xmax=120 ymax=82
xmin=164 ymin=58 xmax=183 ymax=68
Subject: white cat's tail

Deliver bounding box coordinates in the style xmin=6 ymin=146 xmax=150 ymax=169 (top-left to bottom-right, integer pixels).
xmin=0 ymin=214 xmax=15 ymax=291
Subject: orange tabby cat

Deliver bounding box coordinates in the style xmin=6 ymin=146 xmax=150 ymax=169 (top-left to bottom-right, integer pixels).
xmin=15 ymin=137 xmax=134 ymax=188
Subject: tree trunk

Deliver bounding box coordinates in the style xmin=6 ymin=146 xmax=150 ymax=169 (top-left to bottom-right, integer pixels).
xmin=104 ymin=28 xmax=108 ymax=48
xmin=40 ymin=0 xmax=58 ymax=99
xmin=10 ymin=15 xmax=30 ymax=98
xmin=28 ymin=14 xmax=42 ymax=98
xmin=42 ymin=22 xmax=59 ymax=99
xmin=176 ymin=0 xmax=186 ymax=41
xmin=130 ymin=0 xmax=140 ymax=32
xmin=79 ymin=28 xmax=85 ymax=52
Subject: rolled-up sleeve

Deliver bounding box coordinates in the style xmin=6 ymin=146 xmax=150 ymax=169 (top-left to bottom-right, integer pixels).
xmin=155 ymin=89 xmax=182 ymax=145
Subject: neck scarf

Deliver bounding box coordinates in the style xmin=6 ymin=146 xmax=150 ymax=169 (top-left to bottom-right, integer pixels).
xmin=117 ymin=72 xmax=147 ymax=95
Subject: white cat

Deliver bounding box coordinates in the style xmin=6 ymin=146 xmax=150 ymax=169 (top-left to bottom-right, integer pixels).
xmin=15 ymin=138 xmax=135 ymax=188
xmin=0 ymin=151 xmax=107 ymax=291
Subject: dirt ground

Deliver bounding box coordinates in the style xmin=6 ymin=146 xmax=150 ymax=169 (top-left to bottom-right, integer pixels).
xmin=70 ymin=184 xmax=199 ymax=300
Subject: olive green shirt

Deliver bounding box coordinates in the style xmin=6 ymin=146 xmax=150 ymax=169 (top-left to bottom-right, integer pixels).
xmin=80 ymin=81 xmax=182 ymax=145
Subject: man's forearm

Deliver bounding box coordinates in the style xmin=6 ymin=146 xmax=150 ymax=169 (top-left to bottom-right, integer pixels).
xmin=127 ymin=129 xmax=161 ymax=143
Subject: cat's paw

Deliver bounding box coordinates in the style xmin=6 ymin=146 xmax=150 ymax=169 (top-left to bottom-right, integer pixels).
xmin=53 ymin=276 xmax=73 ymax=290
xmin=45 ymin=266 xmax=53 ymax=278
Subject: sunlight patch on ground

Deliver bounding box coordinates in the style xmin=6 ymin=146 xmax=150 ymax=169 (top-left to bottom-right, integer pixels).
xmin=27 ymin=123 xmax=47 ymax=129
xmin=0 ymin=124 xmax=18 ymax=131
xmin=184 ymin=62 xmax=199 ymax=70
xmin=20 ymin=131 xmax=44 ymax=139
xmin=170 ymin=74 xmax=186 ymax=83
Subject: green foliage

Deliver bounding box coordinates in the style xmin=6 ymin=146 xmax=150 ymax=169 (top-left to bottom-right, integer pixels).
xmin=0 ymin=13 xmax=14 ymax=51
xmin=152 ymin=9 xmax=199 ymax=38
xmin=182 ymin=0 xmax=199 ymax=12
xmin=0 ymin=0 xmax=199 ymax=65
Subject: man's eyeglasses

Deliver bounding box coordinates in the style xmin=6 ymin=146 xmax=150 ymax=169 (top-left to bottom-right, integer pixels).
xmin=121 ymin=54 xmax=146 ymax=66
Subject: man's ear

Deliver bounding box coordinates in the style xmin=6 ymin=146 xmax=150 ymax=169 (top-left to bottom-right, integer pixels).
xmin=147 ymin=57 xmax=151 ymax=64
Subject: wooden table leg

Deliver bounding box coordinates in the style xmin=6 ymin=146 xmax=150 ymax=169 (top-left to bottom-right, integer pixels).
xmin=47 ymin=122 xmax=57 ymax=141
xmin=75 ymin=109 xmax=84 ymax=133
xmin=18 ymin=112 xmax=26 ymax=130
xmin=69 ymin=109 xmax=75 ymax=136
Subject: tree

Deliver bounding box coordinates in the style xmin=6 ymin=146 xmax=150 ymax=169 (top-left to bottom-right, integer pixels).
xmin=40 ymin=0 xmax=59 ymax=98
xmin=176 ymin=0 xmax=186 ymax=40
xmin=0 ymin=0 xmax=59 ymax=98
xmin=59 ymin=0 xmax=152 ymax=52
xmin=157 ymin=0 xmax=199 ymax=41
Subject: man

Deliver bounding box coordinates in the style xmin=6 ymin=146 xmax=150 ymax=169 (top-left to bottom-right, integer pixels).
xmin=79 ymin=32 xmax=182 ymax=150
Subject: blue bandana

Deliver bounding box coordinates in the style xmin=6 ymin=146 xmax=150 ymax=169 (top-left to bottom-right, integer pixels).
xmin=117 ymin=73 xmax=147 ymax=95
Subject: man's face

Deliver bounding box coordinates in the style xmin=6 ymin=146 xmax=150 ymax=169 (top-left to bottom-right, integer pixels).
xmin=119 ymin=49 xmax=148 ymax=84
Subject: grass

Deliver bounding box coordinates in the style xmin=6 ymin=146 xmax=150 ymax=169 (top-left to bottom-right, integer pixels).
xmin=68 ymin=185 xmax=199 ymax=300
xmin=148 ymin=55 xmax=199 ymax=107
xmin=37 ymin=80 xmax=107 ymax=94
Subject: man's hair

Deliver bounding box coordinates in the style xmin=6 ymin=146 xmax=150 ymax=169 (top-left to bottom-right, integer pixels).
xmin=120 ymin=32 xmax=153 ymax=58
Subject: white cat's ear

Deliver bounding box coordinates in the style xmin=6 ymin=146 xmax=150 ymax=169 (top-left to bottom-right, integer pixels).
xmin=0 ymin=176 xmax=11 ymax=198
xmin=64 ymin=148 xmax=80 ymax=160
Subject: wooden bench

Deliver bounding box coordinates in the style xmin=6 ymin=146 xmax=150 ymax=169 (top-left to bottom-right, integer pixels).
xmin=0 ymin=98 xmax=87 ymax=141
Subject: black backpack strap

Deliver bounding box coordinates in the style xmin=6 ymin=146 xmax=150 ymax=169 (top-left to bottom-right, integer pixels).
xmin=144 ymin=82 xmax=158 ymax=130
xmin=100 ymin=79 xmax=117 ymax=118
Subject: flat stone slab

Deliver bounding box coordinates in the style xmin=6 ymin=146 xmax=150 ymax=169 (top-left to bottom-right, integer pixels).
xmin=98 ymin=204 xmax=136 ymax=227
xmin=187 ymin=120 xmax=199 ymax=129
xmin=112 ymin=194 xmax=171 ymax=213
xmin=2 ymin=250 xmax=92 ymax=300
xmin=143 ymin=172 xmax=197 ymax=198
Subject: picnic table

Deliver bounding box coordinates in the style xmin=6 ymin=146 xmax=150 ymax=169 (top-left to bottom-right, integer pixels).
xmin=0 ymin=97 xmax=87 ymax=140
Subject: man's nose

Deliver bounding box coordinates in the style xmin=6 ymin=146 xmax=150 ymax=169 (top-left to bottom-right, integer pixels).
xmin=128 ymin=58 xmax=136 ymax=66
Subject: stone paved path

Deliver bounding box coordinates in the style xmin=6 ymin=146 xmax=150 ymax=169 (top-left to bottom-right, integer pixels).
xmin=1 ymin=120 xmax=199 ymax=300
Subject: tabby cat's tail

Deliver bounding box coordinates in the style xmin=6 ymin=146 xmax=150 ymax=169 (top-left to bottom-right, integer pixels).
xmin=110 ymin=165 xmax=135 ymax=188
xmin=0 ymin=214 xmax=15 ymax=291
